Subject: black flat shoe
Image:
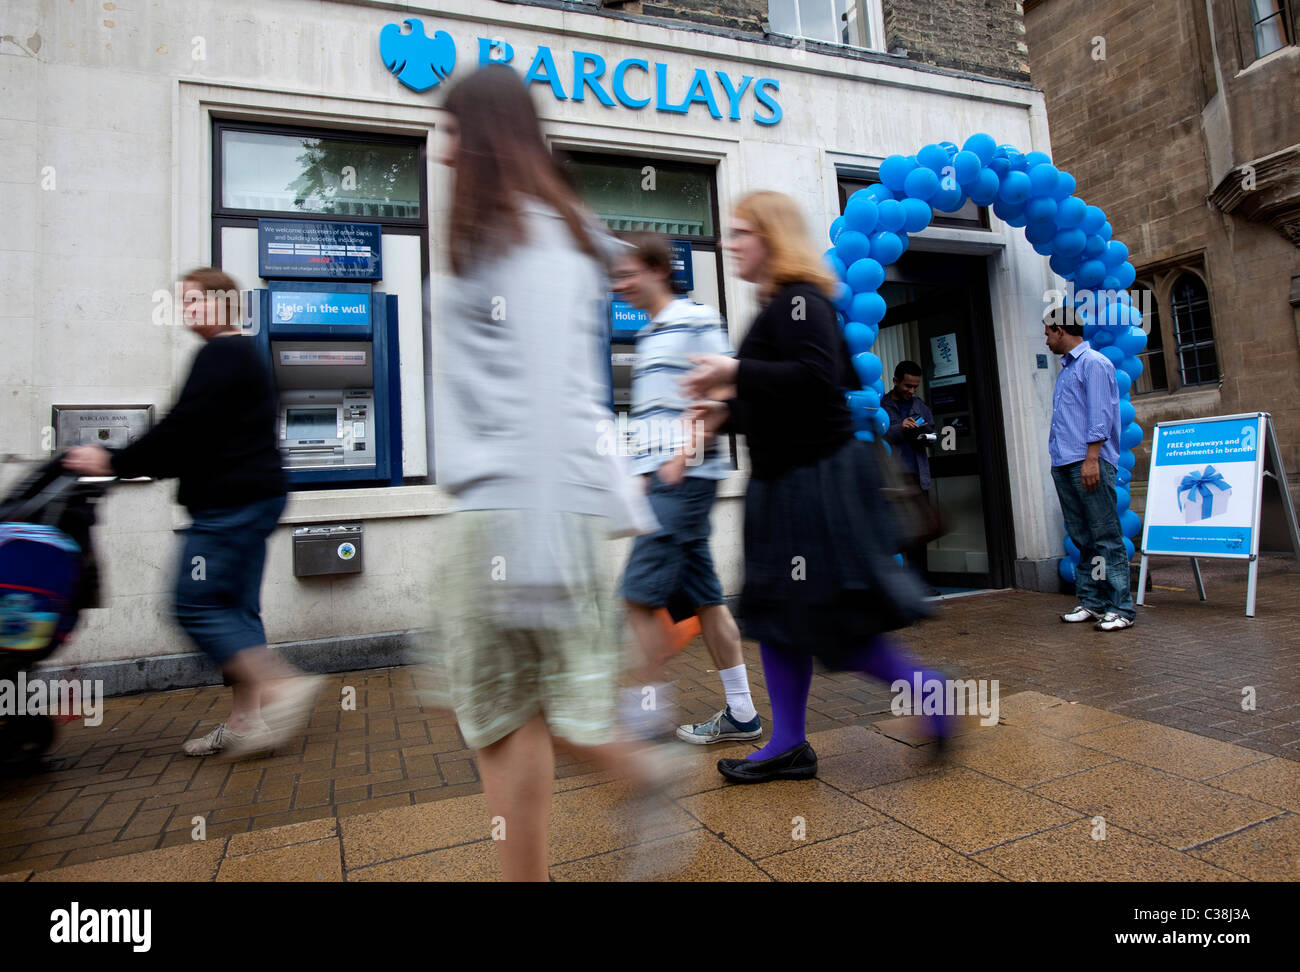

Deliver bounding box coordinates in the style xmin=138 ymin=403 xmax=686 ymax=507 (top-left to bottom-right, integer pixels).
xmin=717 ymin=742 xmax=818 ymax=784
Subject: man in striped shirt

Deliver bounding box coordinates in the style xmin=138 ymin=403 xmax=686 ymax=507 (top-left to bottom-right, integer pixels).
xmin=611 ymin=233 xmax=763 ymax=746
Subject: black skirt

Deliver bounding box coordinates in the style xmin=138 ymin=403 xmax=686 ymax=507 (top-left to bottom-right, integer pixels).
xmin=739 ymin=436 xmax=932 ymax=668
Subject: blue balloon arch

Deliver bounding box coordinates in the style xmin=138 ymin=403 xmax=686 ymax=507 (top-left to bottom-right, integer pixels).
xmin=825 ymin=135 xmax=1146 ymax=582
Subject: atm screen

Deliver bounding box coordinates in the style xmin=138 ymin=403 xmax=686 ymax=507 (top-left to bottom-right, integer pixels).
xmin=286 ymin=407 xmax=338 ymax=440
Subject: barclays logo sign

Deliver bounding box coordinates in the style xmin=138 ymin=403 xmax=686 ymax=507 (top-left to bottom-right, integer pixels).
xmin=378 ymin=17 xmax=783 ymax=126
xmin=379 ymin=20 xmax=456 ymax=93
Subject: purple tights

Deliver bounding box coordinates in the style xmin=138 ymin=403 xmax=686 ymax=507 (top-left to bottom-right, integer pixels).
xmin=746 ymin=636 xmax=947 ymax=761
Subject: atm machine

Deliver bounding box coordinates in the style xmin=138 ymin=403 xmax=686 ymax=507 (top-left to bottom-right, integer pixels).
xmin=252 ymin=280 xmax=402 ymax=487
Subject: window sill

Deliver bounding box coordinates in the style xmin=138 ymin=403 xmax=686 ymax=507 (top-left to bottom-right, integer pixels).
xmin=1130 ymin=383 xmax=1222 ymax=417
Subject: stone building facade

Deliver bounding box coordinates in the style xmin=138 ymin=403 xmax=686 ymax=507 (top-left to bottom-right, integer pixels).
xmin=1024 ymin=0 xmax=1300 ymax=506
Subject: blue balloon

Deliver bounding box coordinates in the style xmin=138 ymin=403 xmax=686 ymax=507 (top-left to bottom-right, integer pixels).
xmin=1123 ymin=536 xmax=1136 ymax=561
xmin=1005 ymin=210 xmax=1028 ymax=228
xmin=1049 ymin=251 xmax=1080 ymax=277
xmin=1098 ymin=221 xmax=1113 ymax=241
xmin=1115 ymin=485 xmax=1131 ymax=513
xmin=836 ymin=229 xmax=870 ymax=265
xmin=1090 ymin=326 xmax=1115 ymax=347
xmin=1121 ymin=421 xmax=1144 ymax=450
xmin=843 ymin=192 xmax=879 ymax=235
xmin=1120 ymin=510 xmax=1142 ymax=538
xmin=869 ymin=230 xmax=903 ymax=265
xmin=1055 ymin=228 xmax=1087 ymax=257
xmin=903 ymin=166 xmax=940 ymax=201
xmin=829 ymin=216 xmax=845 ymax=244
xmin=1120 ymin=399 xmax=1136 ymax=426
xmin=962 ymin=133 xmax=997 ymax=165
xmin=930 ymin=185 xmax=966 ymax=212
xmin=1027 ymin=197 xmax=1058 ymax=225
xmin=855 ymin=428 xmax=875 ymax=442
xmin=860 ymin=387 xmax=881 ymax=410
xmin=1103 ymin=240 xmax=1129 ymax=268
xmin=1119 ymin=450 xmax=1136 ymax=471
xmin=1116 ymin=325 xmax=1147 ymax=357
xmin=1100 ymin=344 xmax=1126 ymax=367
xmin=1027 ymin=163 xmax=1059 ymax=198
xmin=873 ymin=407 xmax=890 ymax=436
xmin=849 ymin=291 xmax=887 ymax=327
xmin=917 ymin=143 xmax=949 ymax=173
xmin=1083 ymin=234 xmax=1107 ymax=259
xmin=833 ymin=281 xmax=854 ymax=312
xmin=1114 ymin=262 xmax=1137 ymax=289
xmin=1064 ymin=535 xmax=1080 ymax=559
xmin=870 ymin=377 xmax=885 ymax=396
xmin=1121 ymin=355 xmax=1143 ymax=381
xmin=1115 ymin=368 xmax=1132 ymax=396
xmin=1032 ymin=237 xmax=1055 ymax=257
xmin=866 ymin=183 xmax=895 ymax=202
xmin=828 ymin=252 xmax=847 ymax=279
xmin=880 ymin=154 xmax=917 ymax=191
xmin=897 ymin=232 xmax=911 ymax=254
xmin=876 ymin=198 xmax=907 ymax=233
xmin=989 ymin=156 xmax=1011 ymax=179
xmin=968 ymin=167 xmax=1000 ymax=205
xmin=1056 ymin=196 xmax=1087 ymax=229
xmin=1081 ymin=205 xmax=1106 ymax=235
xmin=1052 ymin=171 xmax=1077 ymax=200
xmin=900 ymin=197 xmax=933 ymax=233
xmin=843 ymin=321 xmax=874 ymax=355
xmin=1076 ymin=260 xmax=1107 ymax=289
xmin=953 ymin=151 xmax=983 ymax=187
xmin=1023 ymin=150 xmax=1051 ymax=168
xmin=997 ymin=170 xmax=1032 ymax=205
xmin=846 ymin=257 xmax=886 ymax=293
xmin=1025 ymin=219 xmax=1056 ymax=246
xmin=1059 ymin=557 xmax=1077 ymax=584
xmin=853 ymin=351 xmax=883 ymax=386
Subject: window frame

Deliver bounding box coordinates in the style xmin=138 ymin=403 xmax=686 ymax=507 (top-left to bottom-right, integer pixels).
xmin=1129 ymin=279 xmax=1169 ymax=395
xmin=768 ymin=0 xmax=887 ymax=52
xmin=1166 ymin=270 xmax=1220 ymax=388
xmin=212 ymin=119 xmax=428 ymax=227
xmin=1234 ymin=0 xmax=1294 ymax=68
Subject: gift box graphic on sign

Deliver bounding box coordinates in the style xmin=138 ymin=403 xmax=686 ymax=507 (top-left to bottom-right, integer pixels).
xmin=1176 ymin=465 xmax=1231 ymax=523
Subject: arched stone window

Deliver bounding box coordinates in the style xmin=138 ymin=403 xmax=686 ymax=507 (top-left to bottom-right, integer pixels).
xmin=1169 ymin=272 xmax=1219 ymax=386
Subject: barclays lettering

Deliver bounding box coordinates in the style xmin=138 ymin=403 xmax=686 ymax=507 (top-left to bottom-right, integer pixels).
xmin=379 ymin=19 xmax=782 ymax=126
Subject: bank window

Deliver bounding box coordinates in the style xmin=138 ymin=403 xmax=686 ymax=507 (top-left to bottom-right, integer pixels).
xmin=1250 ymin=0 xmax=1289 ymax=58
xmin=563 ymin=155 xmax=715 ymax=237
xmin=1131 ymin=280 xmax=1168 ymax=395
xmin=217 ymin=126 xmax=422 ymax=221
xmin=837 ymin=170 xmax=989 ymax=229
xmin=1169 ymin=272 xmax=1219 ymax=386
xmin=769 ymin=1 xmax=883 ymax=49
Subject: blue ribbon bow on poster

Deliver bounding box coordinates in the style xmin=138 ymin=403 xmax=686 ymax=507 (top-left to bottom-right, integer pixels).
xmin=1177 ymin=465 xmax=1232 ymax=522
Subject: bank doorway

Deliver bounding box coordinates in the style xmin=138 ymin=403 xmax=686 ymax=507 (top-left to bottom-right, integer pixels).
xmin=877 ymin=251 xmax=1015 ymax=590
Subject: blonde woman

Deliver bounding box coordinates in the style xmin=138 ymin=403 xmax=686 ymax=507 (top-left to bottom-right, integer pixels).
xmin=683 ymin=191 xmax=941 ymax=784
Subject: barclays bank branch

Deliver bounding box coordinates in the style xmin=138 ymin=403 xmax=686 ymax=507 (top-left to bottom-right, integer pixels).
xmin=5 ymin=0 xmax=1068 ymax=689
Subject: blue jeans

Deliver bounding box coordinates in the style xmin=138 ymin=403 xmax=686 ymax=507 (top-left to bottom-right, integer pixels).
xmin=173 ymin=494 xmax=286 ymax=665
xmin=1051 ymin=460 xmax=1134 ymax=620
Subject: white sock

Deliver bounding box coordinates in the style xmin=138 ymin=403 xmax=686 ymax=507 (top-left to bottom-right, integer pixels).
xmin=719 ymin=664 xmax=757 ymax=723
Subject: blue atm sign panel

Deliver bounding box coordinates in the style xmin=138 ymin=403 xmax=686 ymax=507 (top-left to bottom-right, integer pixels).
xmin=271 ymin=290 xmax=371 ymax=326
xmin=259 ymin=219 xmax=382 ymax=280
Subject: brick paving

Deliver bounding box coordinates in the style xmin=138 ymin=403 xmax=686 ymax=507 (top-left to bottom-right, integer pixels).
xmin=0 ymin=553 xmax=1296 ymax=876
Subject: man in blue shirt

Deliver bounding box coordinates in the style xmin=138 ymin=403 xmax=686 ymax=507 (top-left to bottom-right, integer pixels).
xmin=882 ymin=360 xmax=938 ymax=586
xmin=1045 ymin=306 xmax=1135 ymax=631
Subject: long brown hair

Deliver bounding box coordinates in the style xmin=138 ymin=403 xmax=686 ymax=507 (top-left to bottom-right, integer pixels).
xmin=442 ymin=65 xmax=597 ymax=276
xmin=733 ymin=191 xmax=836 ymax=301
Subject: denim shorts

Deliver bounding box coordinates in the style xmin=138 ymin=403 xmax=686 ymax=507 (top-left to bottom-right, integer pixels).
xmin=172 ymin=494 xmax=286 ymax=666
xmin=620 ymin=473 xmax=725 ymax=609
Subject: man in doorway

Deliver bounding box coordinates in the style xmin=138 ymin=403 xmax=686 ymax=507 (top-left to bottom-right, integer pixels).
xmin=1044 ymin=305 xmax=1135 ymax=631
xmin=882 ymin=360 xmax=938 ymax=589
xmin=611 ymin=233 xmax=763 ymax=745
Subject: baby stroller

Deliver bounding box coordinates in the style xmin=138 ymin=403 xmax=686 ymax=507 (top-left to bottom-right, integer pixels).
xmin=0 ymin=455 xmax=110 ymax=775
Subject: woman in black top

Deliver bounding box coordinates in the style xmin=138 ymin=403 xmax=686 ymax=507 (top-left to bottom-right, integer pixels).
xmin=63 ymin=268 xmax=321 ymax=759
xmin=684 ymin=191 xmax=942 ymax=784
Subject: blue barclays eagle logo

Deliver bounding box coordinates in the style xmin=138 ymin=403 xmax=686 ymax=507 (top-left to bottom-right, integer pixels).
xmin=379 ymin=19 xmax=455 ymax=93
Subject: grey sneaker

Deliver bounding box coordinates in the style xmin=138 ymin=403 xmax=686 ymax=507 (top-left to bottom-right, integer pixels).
xmin=675 ymin=706 xmax=763 ymax=745
xmin=1061 ymin=605 xmax=1102 ymax=623
xmin=1095 ymin=612 xmax=1135 ymax=631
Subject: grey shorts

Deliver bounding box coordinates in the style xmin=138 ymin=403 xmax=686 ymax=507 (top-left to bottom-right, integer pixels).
xmin=419 ymin=509 xmax=625 ymax=751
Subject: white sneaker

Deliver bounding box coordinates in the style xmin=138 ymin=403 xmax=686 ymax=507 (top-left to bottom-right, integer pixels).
xmin=182 ymin=721 xmax=274 ymax=758
xmin=1095 ymin=612 xmax=1135 ymax=631
xmin=1061 ymin=605 xmax=1102 ymax=623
